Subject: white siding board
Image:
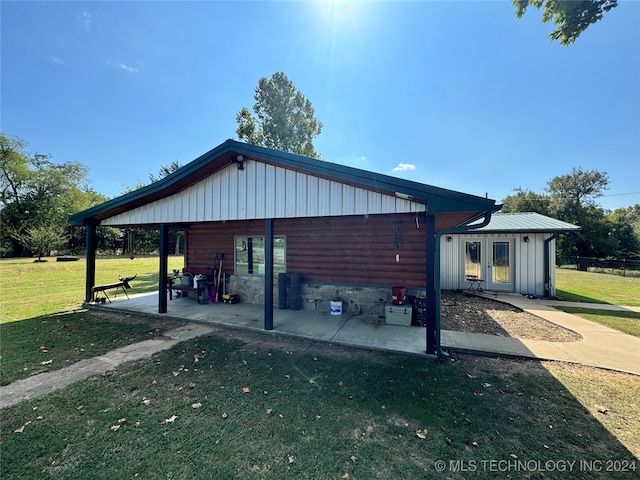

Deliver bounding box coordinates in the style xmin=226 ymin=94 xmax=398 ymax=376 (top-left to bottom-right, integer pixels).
xmin=245 ymin=161 xmax=257 ymax=219
xmin=355 ymin=188 xmax=368 ymax=214
xmin=342 ymin=185 xmax=356 ymax=215
xmin=318 ymin=179 xmax=331 ymax=216
xmin=367 ymin=191 xmax=382 ymax=213
xmin=330 ymin=182 xmax=343 ymax=216
xmin=285 ymin=170 xmax=297 ymax=218
xmin=306 ymin=176 xmax=319 ymax=216
xmin=264 ymin=164 xmax=277 ymax=218
xmin=296 ymin=173 xmax=307 ymax=217
xmin=254 ymin=163 xmax=266 ymax=218
xmin=100 ymin=163 xmax=427 ymax=225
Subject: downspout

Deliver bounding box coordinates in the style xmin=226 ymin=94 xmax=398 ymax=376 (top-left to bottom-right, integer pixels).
xmin=543 ymin=233 xmax=557 ymax=299
xmin=433 ymin=210 xmax=494 ymax=358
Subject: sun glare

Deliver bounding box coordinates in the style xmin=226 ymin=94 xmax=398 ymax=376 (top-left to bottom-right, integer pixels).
xmin=314 ymin=0 xmax=364 ymax=30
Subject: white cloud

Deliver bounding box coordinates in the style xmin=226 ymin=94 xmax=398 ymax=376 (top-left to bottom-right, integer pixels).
xmin=51 ymin=56 xmax=65 ymax=65
xmin=392 ymin=163 xmax=416 ymax=172
xmin=118 ymin=63 xmax=139 ymax=73
xmin=106 ymin=60 xmax=140 ymax=73
xmin=81 ymin=12 xmax=91 ymax=31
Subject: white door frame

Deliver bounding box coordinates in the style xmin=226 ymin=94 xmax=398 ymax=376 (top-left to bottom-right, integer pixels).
xmin=461 ymin=238 xmax=515 ymax=292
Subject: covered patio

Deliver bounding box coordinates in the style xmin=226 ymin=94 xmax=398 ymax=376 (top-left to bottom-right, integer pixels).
xmin=71 ymin=140 xmax=501 ymax=358
xmin=92 ymin=291 xmax=430 ymax=356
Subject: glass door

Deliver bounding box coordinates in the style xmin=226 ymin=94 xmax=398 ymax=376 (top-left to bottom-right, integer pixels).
xmin=487 ymin=240 xmax=514 ymax=291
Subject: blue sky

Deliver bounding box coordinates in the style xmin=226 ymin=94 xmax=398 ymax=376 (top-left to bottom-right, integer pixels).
xmin=2 ymin=1 xmax=639 ymax=211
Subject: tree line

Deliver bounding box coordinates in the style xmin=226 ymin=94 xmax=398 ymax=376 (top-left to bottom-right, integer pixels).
xmin=501 ymin=168 xmax=640 ymax=264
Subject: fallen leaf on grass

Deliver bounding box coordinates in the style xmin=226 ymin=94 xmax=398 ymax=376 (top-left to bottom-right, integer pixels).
xmin=14 ymin=421 xmax=31 ymax=433
xmin=38 ymin=346 xmax=48 ymax=353
xmin=165 ymin=415 xmax=178 ymax=423
xmin=142 ymin=398 xmax=151 ymax=406
xmin=110 ymin=425 xmax=120 ymax=431
xmin=242 ymin=387 xmax=250 ymax=394
xmin=189 ymin=382 xmax=196 ymax=389
xmin=118 ymin=418 xmax=127 ymax=424
xmin=41 ymin=360 xmax=52 ymax=366
xmin=350 ymin=456 xmax=357 ymax=464
xmin=288 ymin=455 xmax=295 ymax=464
xmin=266 ymin=409 xmax=273 ymax=415
xmin=482 ymin=383 xmax=492 ymax=388
xmin=191 ymin=403 xmax=202 ymax=409
xmin=342 ymin=474 xmax=350 ymax=480
xmin=151 ymin=379 xmax=157 ymax=385
xmin=595 ymin=405 xmax=609 ymax=414
xmin=221 ymin=412 xmax=228 ymax=419
xmin=510 ymin=453 xmax=518 ymax=459
xmin=416 ymin=429 xmax=428 ymax=439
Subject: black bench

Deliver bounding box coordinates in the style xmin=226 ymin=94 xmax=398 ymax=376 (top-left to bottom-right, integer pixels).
xmin=91 ymin=275 xmax=136 ymax=303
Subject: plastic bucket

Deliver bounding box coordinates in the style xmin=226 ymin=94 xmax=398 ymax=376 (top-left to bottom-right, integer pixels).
xmin=330 ymin=300 xmax=342 ymax=316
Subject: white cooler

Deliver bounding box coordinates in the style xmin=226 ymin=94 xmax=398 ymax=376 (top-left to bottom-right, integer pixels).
xmin=385 ymin=305 xmax=412 ymax=326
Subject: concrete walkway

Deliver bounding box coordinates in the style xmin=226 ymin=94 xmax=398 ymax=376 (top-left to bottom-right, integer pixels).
xmin=2 ymin=293 xmax=639 ymax=409
xmin=481 ymin=294 xmax=640 ymax=376
xmin=0 ymin=323 xmax=216 ymax=409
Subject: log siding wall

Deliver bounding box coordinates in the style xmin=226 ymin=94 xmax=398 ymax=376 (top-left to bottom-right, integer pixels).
xmin=186 ymin=212 xmax=476 ymax=288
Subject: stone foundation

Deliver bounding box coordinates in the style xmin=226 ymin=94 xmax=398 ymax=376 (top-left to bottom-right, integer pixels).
xmin=229 ymin=274 xmax=424 ymax=317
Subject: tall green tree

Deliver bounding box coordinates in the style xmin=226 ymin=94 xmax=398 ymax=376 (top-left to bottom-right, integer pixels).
xmin=501 ymin=187 xmax=552 ymax=215
xmin=236 ymin=72 xmax=323 ymax=158
xmin=1 ymin=133 xmax=105 ymax=257
xmin=513 ymin=0 xmax=618 ymax=46
xmin=501 ymin=167 xmax=640 ymax=263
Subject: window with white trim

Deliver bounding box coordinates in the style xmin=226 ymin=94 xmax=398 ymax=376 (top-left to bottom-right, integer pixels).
xmin=234 ymin=236 xmax=286 ymax=274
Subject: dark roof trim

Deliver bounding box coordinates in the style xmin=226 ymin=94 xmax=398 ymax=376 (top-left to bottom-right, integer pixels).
xmin=70 ymin=139 xmax=499 ymax=225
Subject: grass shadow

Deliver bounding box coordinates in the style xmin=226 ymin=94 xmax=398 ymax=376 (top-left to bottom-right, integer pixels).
xmin=555 ymin=289 xmax=611 ymax=305
xmin=1 ymin=329 xmax=637 ymax=478
xmin=0 ymin=310 xmax=183 ymax=386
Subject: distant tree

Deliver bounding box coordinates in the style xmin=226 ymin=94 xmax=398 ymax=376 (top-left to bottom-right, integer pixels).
xmin=148 ymin=160 xmax=182 ymax=183
xmin=236 ymin=72 xmax=323 ymax=158
xmin=1 ymin=132 xmax=104 ymax=257
xmin=501 ymin=187 xmax=551 ymax=215
xmin=608 ymin=206 xmax=640 ymax=257
xmin=546 ymin=167 xmax=609 ymax=209
xmin=502 ymin=168 xmax=639 ymax=262
xmin=513 ymin=0 xmax=618 ymax=46
xmin=25 ymin=225 xmax=64 ymax=262
xmin=120 ymin=161 xmax=184 ymax=255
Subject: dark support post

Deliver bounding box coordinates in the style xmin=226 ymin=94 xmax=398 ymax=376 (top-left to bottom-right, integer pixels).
xmin=264 ymin=218 xmax=274 ymax=330
xmin=85 ymin=224 xmax=97 ymax=303
xmin=425 ymin=214 xmax=437 ymax=355
xmin=159 ymin=225 xmax=169 ymax=314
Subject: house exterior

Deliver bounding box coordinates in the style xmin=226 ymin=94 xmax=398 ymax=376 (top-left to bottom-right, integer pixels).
xmin=440 ymin=212 xmax=580 ymax=297
xmin=70 ymin=140 xmax=500 ymax=356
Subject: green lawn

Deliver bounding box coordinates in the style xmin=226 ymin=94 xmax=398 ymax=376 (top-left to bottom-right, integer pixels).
xmin=554 ymin=307 xmax=640 ymax=338
xmin=0 ymin=256 xmax=185 ymax=323
xmin=1 ymin=331 xmax=638 ymax=479
xmin=555 ymin=268 xmax=640 ymax=306
xmin=1 ymin=259 xmax=639 ymax=478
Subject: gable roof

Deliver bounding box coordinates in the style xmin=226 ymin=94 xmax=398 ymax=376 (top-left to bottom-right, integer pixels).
xmin=470 ymin=212 xmax=580 ymax=233
xmin=69 ymin=139 xmax=499 ymax=226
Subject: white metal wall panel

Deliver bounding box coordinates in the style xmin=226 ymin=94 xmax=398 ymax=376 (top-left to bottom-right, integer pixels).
xmin=101 ymin=161 xmax=426 ymax=225
xmin=295 ymin=173 xmax=307 ymax=217
xmin=439 ymin=232 xmax=553 ymax=295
